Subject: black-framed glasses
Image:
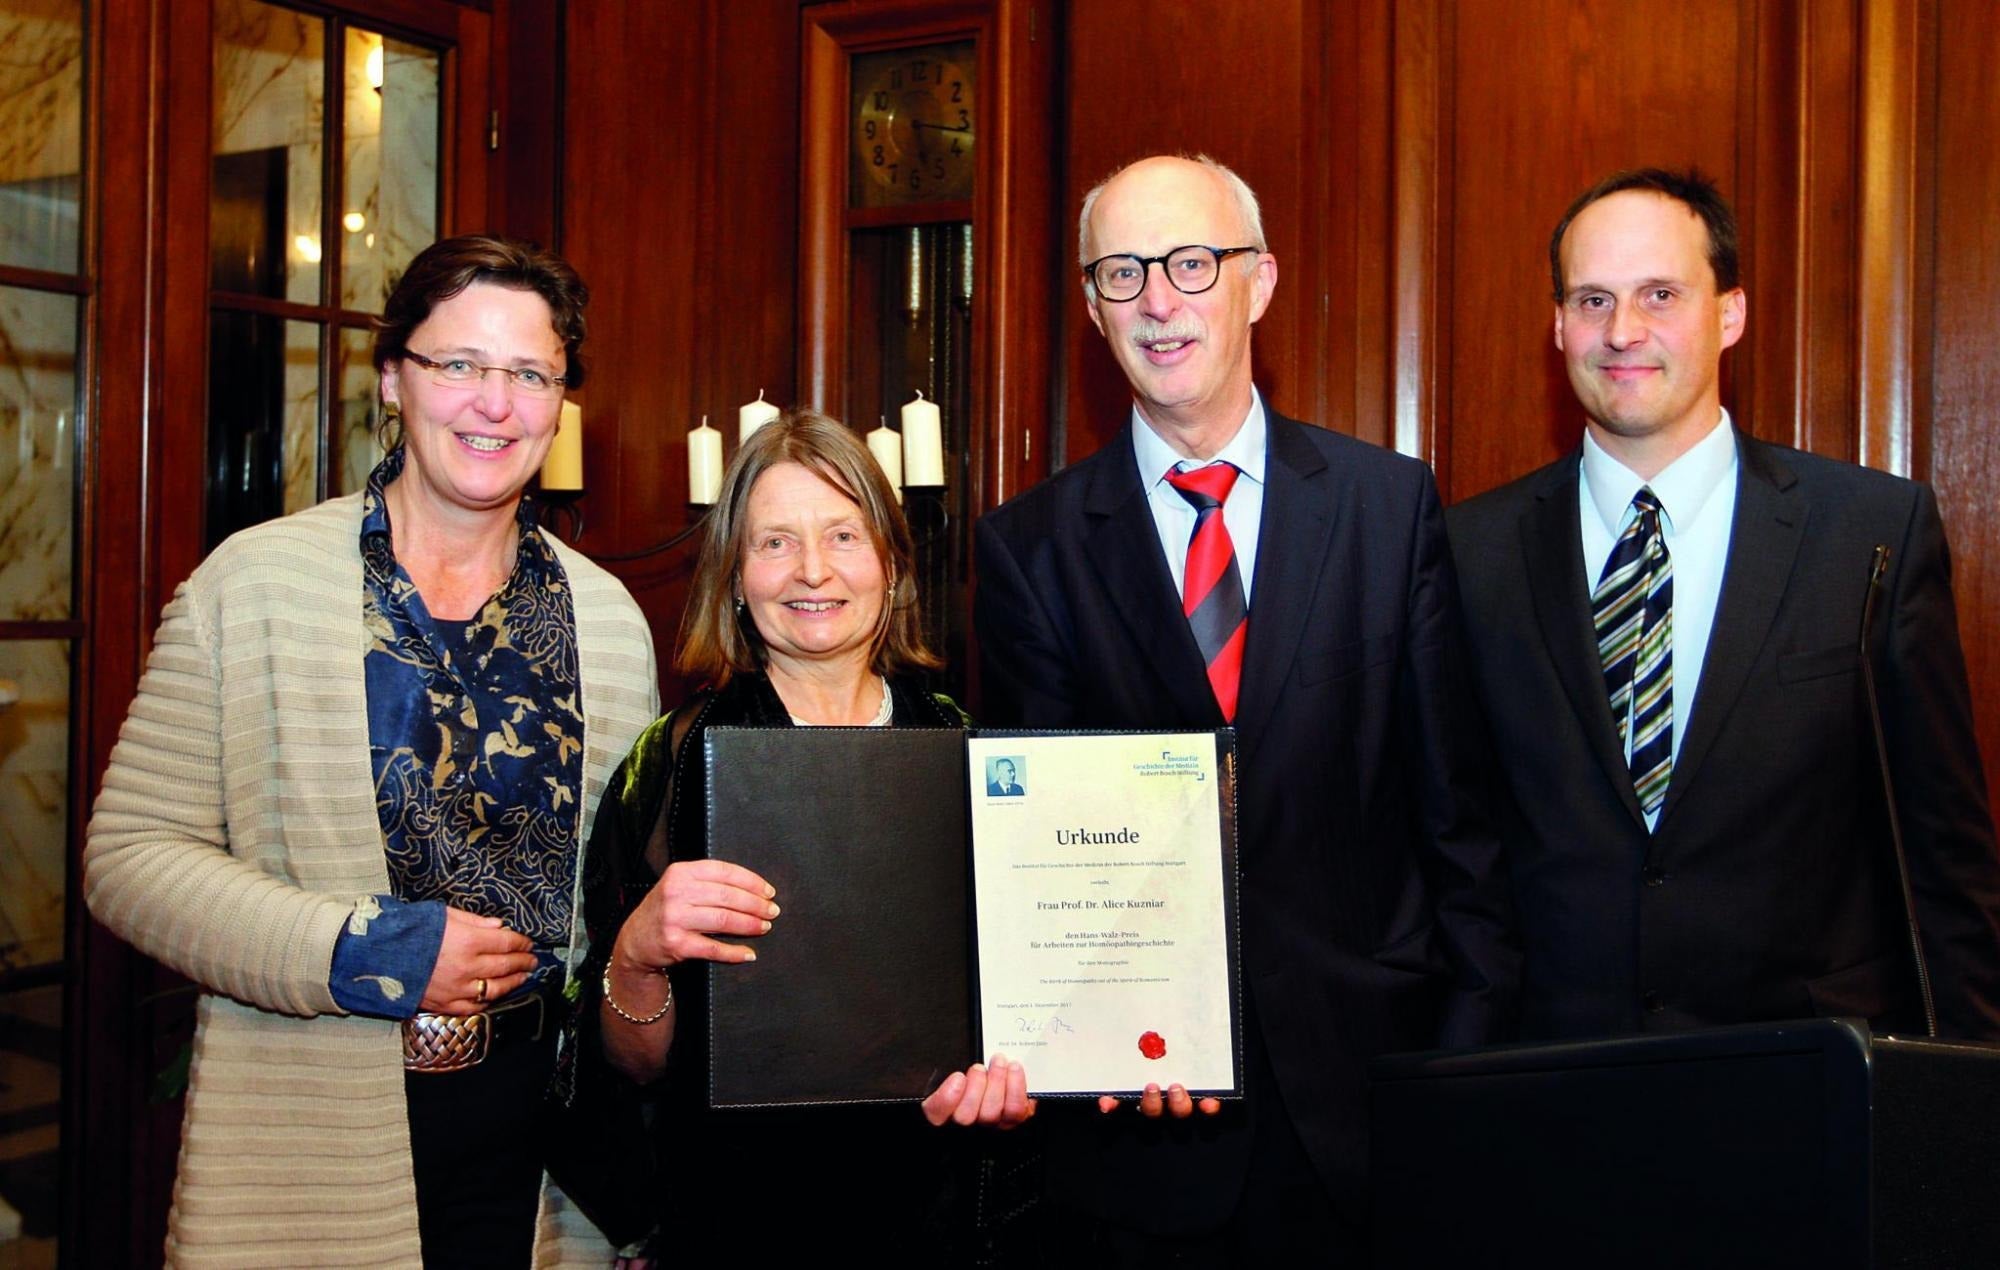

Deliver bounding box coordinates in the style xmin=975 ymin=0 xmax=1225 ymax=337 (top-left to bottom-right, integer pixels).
xmin=1083 ymin=245 xmax=1260 ymax=302
xmin=402 ymin=350 xmax=568 ymax=397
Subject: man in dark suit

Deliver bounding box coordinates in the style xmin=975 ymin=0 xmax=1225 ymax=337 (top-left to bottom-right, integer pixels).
xmin=975 ymin=154 xmax=1515 ymax=1260
xmin=986 ymin=757 xmax=1023 ymax=796
xmin=1448 ymin=168 xmax=2000 ymax=1042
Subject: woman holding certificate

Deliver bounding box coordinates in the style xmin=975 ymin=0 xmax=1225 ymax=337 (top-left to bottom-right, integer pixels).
xmin=564 ymin=412 xmax=1034 ymax=1260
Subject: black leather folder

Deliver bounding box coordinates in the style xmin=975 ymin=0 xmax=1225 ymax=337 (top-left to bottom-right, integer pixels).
xmin=703 ymin=726 xmax=974 ymax=1107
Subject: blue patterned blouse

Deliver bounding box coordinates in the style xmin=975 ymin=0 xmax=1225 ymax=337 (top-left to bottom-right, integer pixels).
xmin=328 ymin=449 xmax=585 ymax=1016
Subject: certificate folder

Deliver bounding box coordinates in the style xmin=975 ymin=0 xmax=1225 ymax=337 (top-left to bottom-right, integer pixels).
xmin=703 ymin=727 xmax=1241 ymax=1109
xmin=702 ymin=727 xmax=974 ymax=1109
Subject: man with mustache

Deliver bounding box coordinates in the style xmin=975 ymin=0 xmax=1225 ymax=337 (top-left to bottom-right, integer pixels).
xmin=974 ymin=154 xmax=1516 ymax=1261
xmin=1448 ymin=168 xmax=2000 ymax=1043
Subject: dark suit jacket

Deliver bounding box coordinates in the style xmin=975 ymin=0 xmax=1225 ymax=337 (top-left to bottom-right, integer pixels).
xmin=1447 ymin=430 xmax=2000 ymax=1041
xmin=974 ymin=411 xmax=1517 ymax=1232
xmin=986 ymin=779 xmax=1022 ymax=796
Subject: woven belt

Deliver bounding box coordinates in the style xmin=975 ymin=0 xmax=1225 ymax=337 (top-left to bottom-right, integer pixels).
xmin=402 ymin=987 xmax=549 ymax=1074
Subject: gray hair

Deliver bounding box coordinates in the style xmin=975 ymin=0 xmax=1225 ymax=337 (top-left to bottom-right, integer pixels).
xmin=1077 ymin=154 xmax=1268 ymax=293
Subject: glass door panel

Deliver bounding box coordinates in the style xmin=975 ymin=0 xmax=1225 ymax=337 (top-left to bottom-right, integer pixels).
xmin=341 ymin=28 xmax=438 ymax=312
xmin=0 ymin=288 xmax=77 ymax=622
xmin=336 ymin=324 xmax=382 ymax=496
xmin=207 ymin=1 xmax=443 ymax=547
xmin=206 ymin=312 xmax=322 ymax=539
xmin=211 ymin=0 xmax=325 ymax=303
xmin=0 ymin=641 xmax=69 ymax=974
xmin=0 ymin=3 xmax=81 ymax=1258
xmin=0 ymin=4 xmax=83 ymax=274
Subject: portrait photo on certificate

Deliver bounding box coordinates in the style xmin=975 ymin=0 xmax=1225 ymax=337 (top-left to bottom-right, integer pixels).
xmin=966 ymin=730 xmax=1241 ymax=1099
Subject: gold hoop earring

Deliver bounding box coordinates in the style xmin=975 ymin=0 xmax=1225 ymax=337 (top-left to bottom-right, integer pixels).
xmin=376 ymin=402 xmax=404 ymax=453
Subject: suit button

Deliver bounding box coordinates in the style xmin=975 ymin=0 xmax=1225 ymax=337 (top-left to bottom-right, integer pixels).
xmin=1643 ymin=866 xmax=1667 ymax=887
xmin=1642 ymin=991 xmax=1664 ymax=1013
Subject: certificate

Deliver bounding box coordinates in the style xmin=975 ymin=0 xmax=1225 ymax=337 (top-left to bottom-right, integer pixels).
xmin=702 ymin=727 xmax=1240 ymax=1106
xmin=966 ymin=731 xmax=1241 ymax=1098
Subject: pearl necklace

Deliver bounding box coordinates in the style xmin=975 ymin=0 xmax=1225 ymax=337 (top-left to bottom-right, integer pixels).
xmin=788 ymin=675 xmax=893 ymax=727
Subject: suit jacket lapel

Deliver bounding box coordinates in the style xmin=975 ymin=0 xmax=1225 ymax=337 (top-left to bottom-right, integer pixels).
xmin=1081 ymin=428 xmax=1225 ymax=726
xmin=1521 ymin=452 xmax=1648 ymax=827
xmin=1233 ymin=412 xmax=1334 ymax=741
xmin=1659 ymin=433 xmax=1805 ymax=825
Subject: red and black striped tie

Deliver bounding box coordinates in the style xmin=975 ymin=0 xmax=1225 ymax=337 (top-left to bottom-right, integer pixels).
xmin=1166 ymin=463 xmax=1248 ymax=722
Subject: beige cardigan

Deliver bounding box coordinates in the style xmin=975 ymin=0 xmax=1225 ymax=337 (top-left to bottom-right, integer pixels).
xmin=85 ymin=493 xmax=659 ymax=1267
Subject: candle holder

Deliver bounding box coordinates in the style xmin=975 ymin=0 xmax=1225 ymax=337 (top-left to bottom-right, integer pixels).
xmin=903 ymin=483 xmax=950 ymax=551
xmin=534 ymin=488 xmax=585 ymax=543
xmin=586 ymin=504 xmax=715 ymax=563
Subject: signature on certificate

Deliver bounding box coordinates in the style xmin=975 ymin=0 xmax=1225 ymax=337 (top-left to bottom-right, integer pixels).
xmin=1015 ymin=1014 xmax=1076 ymax=1037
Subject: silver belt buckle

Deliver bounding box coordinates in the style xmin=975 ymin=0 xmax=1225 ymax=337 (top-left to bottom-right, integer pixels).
xmin=402 ymin=1011 xmax=490 ymax=1073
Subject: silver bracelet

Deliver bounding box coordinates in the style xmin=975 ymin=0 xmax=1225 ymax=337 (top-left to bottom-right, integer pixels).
xmin=602 ymin=966 xmax=673 ymax=1026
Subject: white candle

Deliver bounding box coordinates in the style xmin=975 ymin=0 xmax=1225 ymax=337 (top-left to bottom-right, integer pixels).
xmin=867 ymin=418 xmax=904 ymax=503
xmin=739 ymin=389 xmax=781 ymax=444
xmin=901 ymin=390 xmax=945 ymax=487
xmin=540 ymin=399 xmax=584 ymax=491
xmin=689 ymin=415 xmax=723 ymax=505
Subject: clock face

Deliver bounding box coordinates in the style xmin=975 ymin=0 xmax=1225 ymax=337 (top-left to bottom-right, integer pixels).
xmin=849 ymin=41 xmax=976 ymax=208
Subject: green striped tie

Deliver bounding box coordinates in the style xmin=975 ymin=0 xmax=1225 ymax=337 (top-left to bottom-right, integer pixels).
xmin=1592 ymin=489 xmax=1674 ymax=817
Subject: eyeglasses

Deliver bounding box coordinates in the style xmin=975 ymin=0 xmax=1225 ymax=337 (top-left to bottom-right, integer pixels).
xmin=1083 ymin=245 xmax=1260 ymax=302
xmin=402 ymin=350 xmax=567 ymax=397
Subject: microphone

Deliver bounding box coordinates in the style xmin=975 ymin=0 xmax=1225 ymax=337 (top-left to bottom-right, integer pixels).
xmin=1858 ymin=543 xmax=1938 ymax=1038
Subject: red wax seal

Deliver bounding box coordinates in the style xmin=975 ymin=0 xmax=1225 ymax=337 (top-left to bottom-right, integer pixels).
xmin=1138 ymin=1031 xmax=1167 ymax=1060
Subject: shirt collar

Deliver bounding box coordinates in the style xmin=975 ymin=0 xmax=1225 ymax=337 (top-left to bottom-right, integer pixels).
xmin=360 ymin=447 xmax=405 ymax=542
xmin=1581 ymin=407 xmax=1737 ymax=536
xmin=1130 ymin=389 xmax=1269 ymax=490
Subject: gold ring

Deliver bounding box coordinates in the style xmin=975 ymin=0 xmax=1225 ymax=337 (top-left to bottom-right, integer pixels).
xmin=474 ymin=977 xmax=488 ymax=1004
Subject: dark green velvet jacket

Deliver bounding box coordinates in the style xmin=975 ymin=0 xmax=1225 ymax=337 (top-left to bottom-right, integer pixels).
xmin=553 ymin=674 xmax=1048 ymax=1261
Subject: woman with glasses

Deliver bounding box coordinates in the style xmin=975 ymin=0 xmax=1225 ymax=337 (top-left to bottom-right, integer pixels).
xmin=84 ymin=236 xmax=657 ymax=1266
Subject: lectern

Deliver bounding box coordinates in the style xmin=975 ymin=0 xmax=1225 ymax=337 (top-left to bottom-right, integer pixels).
xmin=1369 ymin=1020 xmax=2000 ymax=1268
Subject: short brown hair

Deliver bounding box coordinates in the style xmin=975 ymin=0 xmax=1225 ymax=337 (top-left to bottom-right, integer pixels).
xmin=676 ymin=410 xmax=939 ymax=685
xmin=372 ymin=234 xmax=590 ymax=389
xmin=1549 ymin=168 xmax=1740 ymax=302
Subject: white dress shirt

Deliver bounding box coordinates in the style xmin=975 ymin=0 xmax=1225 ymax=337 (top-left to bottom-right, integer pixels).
xmin=1130 ymin=391 xmax=1267 ymax=605
xmin=1579 ymin=409 xmax=1739 ymax=830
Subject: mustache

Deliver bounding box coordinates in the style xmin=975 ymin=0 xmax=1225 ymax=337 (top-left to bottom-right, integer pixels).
xmin=1129 ymin=316 xmax=1203 ymax=346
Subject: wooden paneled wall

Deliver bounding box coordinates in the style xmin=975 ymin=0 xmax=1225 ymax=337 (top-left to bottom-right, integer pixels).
xmin=1928 ymin=0 xmax=2000 ymax=818
xmin=1057 ymin=0 xmax=1322 ymax=461
xmin=1046 ymin=0 xmax=1997 ymax=804
xmin=554 ymin=0 xmax=1998 ymax=793
xmin=559 ymin=0 xmax=801 ymax=684
xmin=1434 ymin=0 xmax=1745 ymax=492
xmin=1053 ymin=0 xmax=1875 ymax=489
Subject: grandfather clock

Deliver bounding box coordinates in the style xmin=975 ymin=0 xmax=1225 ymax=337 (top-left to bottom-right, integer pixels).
xmin=798 ymin=0 xmax=1056 ymax=695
